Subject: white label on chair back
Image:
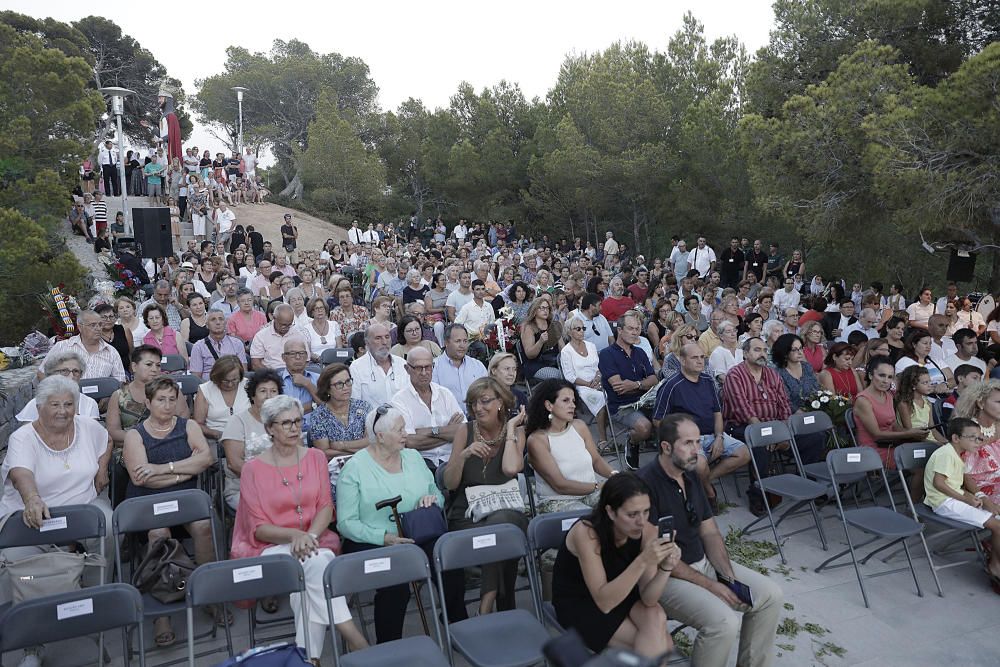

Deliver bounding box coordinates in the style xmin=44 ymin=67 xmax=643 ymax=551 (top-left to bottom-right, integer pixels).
xmin=914 ymin=449 xmax=926 ymax=459
xmin=232 ymin=565 xmax=263 ymax=583
xmin=803 ymin=416 xmax=815 ymax=425
xmin=81 ymin=385 xmax=99 ymax=394
xmin=761 ymin=427 xmax=773 ymax=436
xmin=472 ymin=533 xmax=497 ymax=550
xmin=561 ymin=518 xmax=576 ymax=531
xmin=57 ymin=598 xmax=93 ymax=620
xmin=847 ymin=453 xmax=861 ymax=463
xmin=153 ymin=500 xmax=179 ymax=515
xmin=39 ymin=517 xmax=68 ymax=532
xmin=161 ymin=357 xmax=167 ymax=363
xmin=364 ymin=558 xmax=391 ymax=574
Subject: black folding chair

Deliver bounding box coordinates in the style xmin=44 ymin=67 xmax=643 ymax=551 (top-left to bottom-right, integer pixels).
xmin=324 ymin=544 xmax=450 ymax=667
xmin=433 ymin=524 xmax=549 ymax=667
xmin=186 ymin=554 xmax=310 ymax=664
xmin=741 ymin=421 xmax=829 ymax=563
xmin=0 ymin=584 xmax=145 ymax=667
xmin=78 ymin=376 xmax=122 ymax=406
xmin=789 ymin=411 xmax=874 ymax=504
xmin=891 ymin=443 xmax=987 ymax=579
xmin=816 ymin=447 xmax=942 ymax=608
xmin=160 ymin=354 xmax=187 ymax=374
xmin=112 ymin=489 xmax=223 ymax=665
xmin=320 ymin=348 xmax=354 ymax=366
xmin=525 ymin=510 xmax=588 ymax=631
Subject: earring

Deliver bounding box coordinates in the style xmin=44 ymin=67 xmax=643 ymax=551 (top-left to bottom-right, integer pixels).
xmin=548 ymin=412 xmax=553 ymax=421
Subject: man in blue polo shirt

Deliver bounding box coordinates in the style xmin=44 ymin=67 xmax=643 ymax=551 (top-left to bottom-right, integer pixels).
xmin=280 ymin=338 xmax=320 ymax=432
xmin=652 ymin=342 xmax=749 ymax=510
xmin=598 ymin=311 xmax=656 ymax=467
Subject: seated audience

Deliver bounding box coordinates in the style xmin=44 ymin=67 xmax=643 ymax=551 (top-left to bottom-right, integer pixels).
xmin=488 ymin=352 xmax=528 ymax=411
xmin=599 ymin=312 xmax=657 ymax=465
xmin=221 ymin=369 xmax=283 ymax=509
xmin=189 ymin=307 xmax=247 ymax=378
xmin=560 ymin=315 xmax=609 ymax=445
xmin=853 ymin=357 xmax=930 ymax=466
xmin=192 ymin=355 xmax=249 ymax=441
xmin=520 ymin=297 xmax=564 ymax=382
xmin=17 ymin=349 xmax=99 ymax=422
xmin=953 ymin=380 xmax=1000 ymax=507
xmin=309 ymin=363 xmax=372 ymax=461
xmin=818 ymin=342 xmax=864 ymax=399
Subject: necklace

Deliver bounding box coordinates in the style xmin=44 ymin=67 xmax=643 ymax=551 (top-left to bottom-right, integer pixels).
xmin=147 ymin=416 xmax=176 ymax=433
xmin=34 ymin=423 xmax=75 ymax=470
xmin=274 ymin=447 xmax=305 ymax=529
xmin=474 ymin=422 xmax=505 ymax=475
xmin=980 ymin=420 xmax=996 ymax=439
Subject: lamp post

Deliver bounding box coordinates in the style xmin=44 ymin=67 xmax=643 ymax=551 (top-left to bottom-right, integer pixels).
xmin=98 ymin=86 xmax=135 ymax=235
xmin=232 ymin=86 xmax=248 ymax=154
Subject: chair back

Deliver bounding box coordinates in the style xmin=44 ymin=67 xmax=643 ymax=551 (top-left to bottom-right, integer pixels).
xmin=320 ymin=348 xmax=353 ymax=365
xmin=0 ymin=584 xmax=143 ymax=654
xmin=324 ymin=543 xmax=434 ymax=597
xmin=826 ymin=447 xmax=883 ymax=477
xmin=113 ymin=488 xmax=215 ymax=535
xmin=844 ymin=408 xmax=859 ymax=446
xmin=434 ymin=523 xmax=529 ymax=572
xmin=893 ymin=442 xmax=940 ymax=474
xmin=0 ymin=504 xmax=105 ymax=549
xmin=160 ymin=354 xmax=187 ymax=373
xmin=78 ymin=377 xmax=121 ymax=402
xmin=187 ymin=554 xmax=306 ymax=607
xmin=789 ymin=411 xmax=835 ymax=439
xmin=745 ymin=421 xmax=793 ymax=450
xmin=527 ymin=510 xmax=588 ymax=554
xmin=176 ymin=373 xmax=203 ymax=396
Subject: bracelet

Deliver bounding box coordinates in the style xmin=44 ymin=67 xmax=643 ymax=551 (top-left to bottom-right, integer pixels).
xmin=975 ymin=491 xmax=987 ymax=499
xmin=658 ymin=565 xmax=673 ymax=573
xmin=169 ymin=461 xmax=175 ymax=473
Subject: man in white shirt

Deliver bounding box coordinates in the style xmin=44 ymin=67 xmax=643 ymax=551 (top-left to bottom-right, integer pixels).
xmin=773 ymin=277 xmax=801 ymax=312
xmin=935 ymin=282 xmax=959 ymax=314
xmin=839 ymin=308 xmax=880 ymax=342
xmin=350 ymin=323 xmax=409 ymax=408
xmin=214 ymin=202 xmax=236 ymax=246
xmin=347 ymin=221 xmax=363 ymax=245
xmin=391 ymin=347 xmax=466 ymax=469
xmin=572 ymin=293 xmax=615 ymax=352
xmin=445 ymin=270 xmax=474 ymax=321
xmin=249 ymin=305 xmax=310 ymax=370
xmin=943 ymin=328 xmax=990 ymax=375
xmin=603 ymin=231 xmax=619 ymax=269
xmin=242 ymin=147 xmax=257 ymax=180
xmin=98 ymin=140 xmax=120 ymax=197
xmin=452 ymin=219 xmax=468 ymax=243
xmin=927 ymin=314 xmax=957 ymax=365
xmin=432 ymin=324 xmax=487 ymax=416
xmin=46 ymin=310 xmax=126 ymax=382
xmin=687 ymin=237 xmax=716 ymax=279
xmin=454 ymin=281 xmax=495 ymax=357
xmin=183 ymin=148 xmax=200 ymax=176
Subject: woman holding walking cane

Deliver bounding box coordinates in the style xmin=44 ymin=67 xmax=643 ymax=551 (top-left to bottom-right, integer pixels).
xmin=336 ymin=405 xmax=468 ymax=642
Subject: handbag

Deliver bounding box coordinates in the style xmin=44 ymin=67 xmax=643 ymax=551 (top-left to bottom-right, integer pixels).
xmin=131 ymin=537 xmax=197 ymax=603
xmin=399 ymin=505 xmax=447 ymax=545
xmin=214 ymin=642 xmax=311 ymax=666
xmin=0 ymin=550 xmax=105 ymax=604
xmin=464 ymin=478 xmax=525 ymax=523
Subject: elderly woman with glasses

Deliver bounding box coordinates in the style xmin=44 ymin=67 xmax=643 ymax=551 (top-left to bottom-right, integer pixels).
xmin=560 ymin=315 xmax=609 ymax=446
xmin=336 ymin=405 xmax=466 ymax=642
xmin=17 ymin=350 xmax=100 ymax=422
xmin=330 ymin=286 xmax=369 ymax=347
xmin=309 ymin=364 xmax=372 ymax=462
xmin=520 ymin=296 xmax=564 ymax=383
xmin=231 ymin=395 xmax=368 ymax=660
xmin=192 ymin=355 xmax=249 ymax=442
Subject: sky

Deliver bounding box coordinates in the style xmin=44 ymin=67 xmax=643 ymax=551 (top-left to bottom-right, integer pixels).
xmin=6 ymin=0 xmax=776 ymax=158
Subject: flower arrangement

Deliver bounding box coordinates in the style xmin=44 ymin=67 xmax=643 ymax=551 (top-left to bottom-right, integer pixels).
xmin=803 ymin=389 xmax=851 ymax=425
xmin=483 ymin=305 xmax=519 ymax=354
xmin=37 ymin=284 xmax=80 ymax=340
xmin=99 ymin=254 xmax=142 ymax=300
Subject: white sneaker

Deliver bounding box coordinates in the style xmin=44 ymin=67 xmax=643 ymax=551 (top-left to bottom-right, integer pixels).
xmin=16 ymin=649 xmax=42 ymax=667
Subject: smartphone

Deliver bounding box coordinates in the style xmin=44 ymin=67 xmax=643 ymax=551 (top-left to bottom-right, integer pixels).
xmin=657 ymin=515 xmax=675 ymax=541
xmin=718 ymin=574 xmax=754 ymax=607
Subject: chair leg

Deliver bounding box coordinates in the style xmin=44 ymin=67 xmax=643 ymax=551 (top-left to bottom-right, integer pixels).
xmin=807 ymin=501 xmax=828 ymax=551
xmin=844 ymin=528 xmax=870 ymax=608
xmin=916 ymin=532 xmax=945 ymax=598
xmin=899 ymin=539 xmax=924 ymax=598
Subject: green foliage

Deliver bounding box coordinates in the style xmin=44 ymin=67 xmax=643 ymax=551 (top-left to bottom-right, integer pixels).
xmin=0 ymin=208 xmax=87 ymax=343
xmin=299 ymin=94 xmax=386 ymax=224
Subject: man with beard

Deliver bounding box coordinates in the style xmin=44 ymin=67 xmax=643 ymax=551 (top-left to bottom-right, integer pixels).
xmin=349 ymin=323 xmax=409 ymax=408
xmin=638 ymin=414 xmax=783 ymax=667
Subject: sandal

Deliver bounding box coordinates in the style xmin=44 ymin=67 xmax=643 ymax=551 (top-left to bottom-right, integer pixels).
xmin=596 ymin=440 xmax=611 ymax=454
xmin=204 ymin=604 xmax=234 ymax=627
xmin=154 ymin=618 xmax=175 ymax=647
xmin=260 ymin=596 xmax=280 ymax=614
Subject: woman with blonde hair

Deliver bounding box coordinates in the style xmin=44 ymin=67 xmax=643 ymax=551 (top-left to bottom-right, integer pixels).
xmin=799 ymin=320 xmax=827 ymax=373
xmin=659 ymin=324 xmax=703 ymax=381
xmin=520 ymin=296 xmax=564 ymax=383
xmin=488 ymin=352 xmax=527 ymax=410
xmin=560 ymin=315 xmax=609 ymax=446
xmin=954 ymin=380 xmax=1000 ymax=507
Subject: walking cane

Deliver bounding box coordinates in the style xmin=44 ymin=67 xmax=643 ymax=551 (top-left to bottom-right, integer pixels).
xmin=375 ymin=495 xmax=431 ymax=634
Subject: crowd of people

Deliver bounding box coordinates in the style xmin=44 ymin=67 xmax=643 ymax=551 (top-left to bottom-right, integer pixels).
xmin=5 ymin=206 xmax=1000 ymax=666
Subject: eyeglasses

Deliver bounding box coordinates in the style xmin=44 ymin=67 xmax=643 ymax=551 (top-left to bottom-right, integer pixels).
xmin=282 ymin=351 xmax=308 ymax=358
xmin=52 ymin=367 xmax=83 ymax=377
xmin=275 ymin=417 xmax=302 ymax=431
xmin=407 ymin=363 xmax=434 ymax=373
xmin=372 ymin=404 xmax=391 ymax=430
xmin=570 ymin=326 xmax=585 ymax=331
xmin=682 ymin=334 xmax=697 ymax=340
xmin=81 ymin=322 xmax=103 ymax=330
xmin=330 ymin=377 xmax=353 ymax=390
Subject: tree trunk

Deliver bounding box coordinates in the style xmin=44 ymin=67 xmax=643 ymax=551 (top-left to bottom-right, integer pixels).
xmin=279 ymin=172 xmax=303 ymax=199
xmin=632 ymin=204 xmax=641 ymax=256
xmin=991 ymin=247 xmax=1000 ymax=295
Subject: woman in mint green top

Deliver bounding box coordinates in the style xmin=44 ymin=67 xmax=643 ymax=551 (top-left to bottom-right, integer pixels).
xmin=335 ymin=406 xmax=460 ymax=642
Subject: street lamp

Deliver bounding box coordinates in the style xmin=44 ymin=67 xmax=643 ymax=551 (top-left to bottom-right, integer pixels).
xmin=232 ymin=86 xmax=248 ymax=154
xmin=98 ymin=86 xmax=135 ymax=235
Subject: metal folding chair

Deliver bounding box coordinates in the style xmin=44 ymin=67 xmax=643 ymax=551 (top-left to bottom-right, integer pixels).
xmin=78 ymin=376 xmax=122 ymax=405
xmin=112 ymin=489 xmax=224 ymax=665
xmin=0 ymin=584 xmax=145 ymax=667
xmin=433 ymin=524 xmax=549 ymax=667
xmin=891 ymin=443 xmax=987 ymax=578
xmin=816 ymin=447 xmax=942 ymax=608
xmin=175 ymin=373 xmax=203 ymax=398
xmin=526 ymin=509 xmax=589 ymax=631
xmin=160 ymin=354 xmax=187 ymax=374
xmin=324 ymin=544 xmax=450 ymax=667
xmin=186 ymin=554 xmax=310 ymax=664
xmin=789 ymin=411 xmax=873 ymax=501
xmin=321 ymin=348 xmax=354 ymax=366
xmin=741 ymin=421 xmax=829 ymax=563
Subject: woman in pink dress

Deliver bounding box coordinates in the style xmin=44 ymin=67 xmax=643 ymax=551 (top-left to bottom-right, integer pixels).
xmin=231 ymin=395 xmax=367 ymax=661
xmin=955 ymin=380 xmax=1000 ymax=506
xmin=853 ymin=357 xmax=929 ymax=467
xmin=142 ymin=304 xmax=186 ymax=362
xmin=226 ymin=288 xmax=267 ymax=344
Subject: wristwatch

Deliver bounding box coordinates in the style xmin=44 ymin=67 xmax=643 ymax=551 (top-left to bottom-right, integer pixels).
xmin=431 ymin=426 xmax=440 ymax=437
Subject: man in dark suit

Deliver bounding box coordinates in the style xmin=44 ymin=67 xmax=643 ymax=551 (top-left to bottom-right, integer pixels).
xmin=822 ymin=298 xmax=858 ymax=341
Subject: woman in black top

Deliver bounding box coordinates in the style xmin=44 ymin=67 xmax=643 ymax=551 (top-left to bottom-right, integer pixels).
xmin=552 ymin=473 xmax=679 ymax=656
xmin=402 ymin=268 xmax=429 ymax=305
